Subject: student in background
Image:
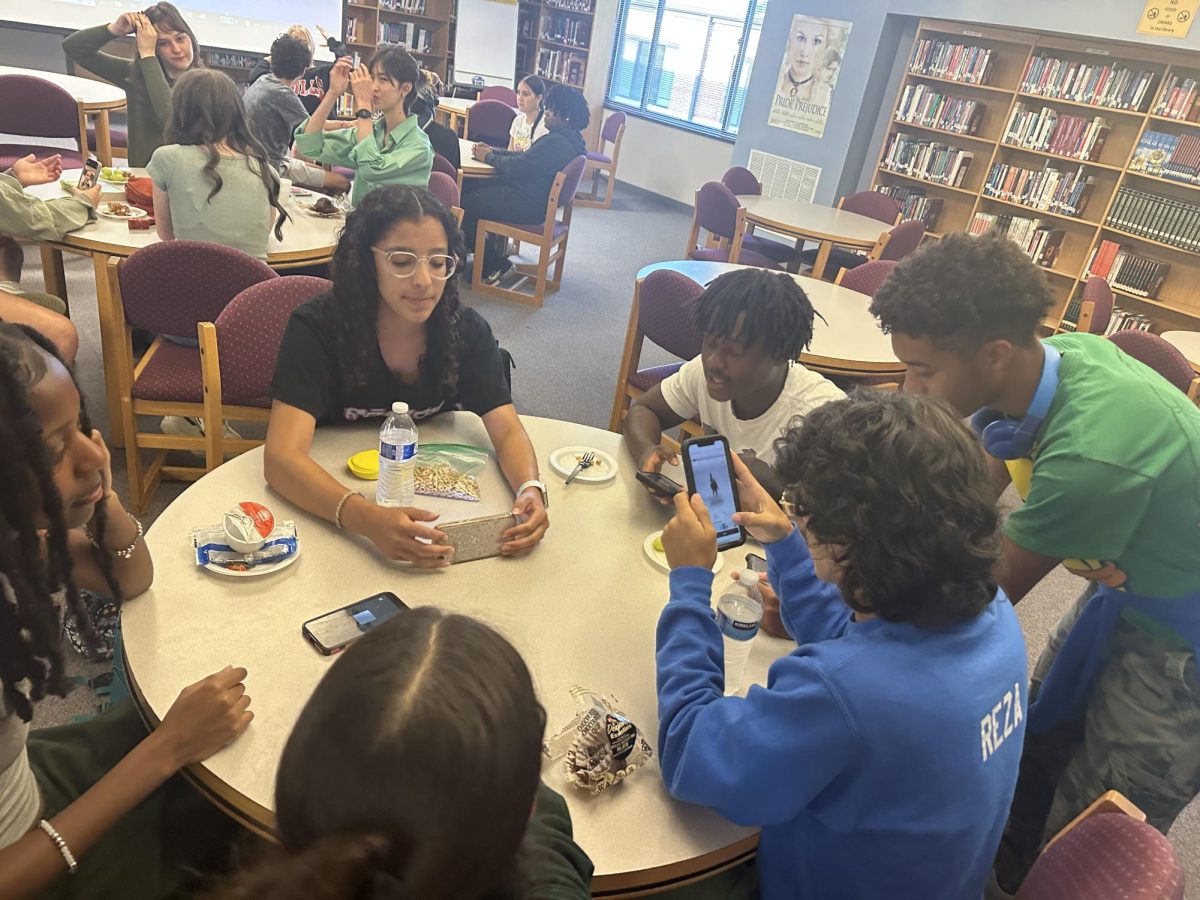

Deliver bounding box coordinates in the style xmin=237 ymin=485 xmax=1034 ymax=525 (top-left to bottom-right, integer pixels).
xmin=0 ymin=154 xmax=97 ymax=361
xmin=410 ymin=75 xmax=461 ymax=169
xmin=248 ymin=24 xmax=350 ymax=120
xmin=508 ymin=75 xmax=549 ymax=152
xmin=63 ymin=3 xmax=203 ymax=167
xmin=0 ymin=323 xmax=252 ymax=897
xmin=465 ymin=84 xmax=589 ymax=283
xmin=657 ymin=391 xmax=1027 ymax=899
xmin=295 ymin=46 xmax=434 ymax=207
xmin=148 ymin=69 xmax=288 ymax=260
xmin=211 ymin=608 xmax=592 ymax=900
xmin=243 ymin=35 xmax=351 ymax=194
xmin=869 ymin=232 xmax=1200 ymax=891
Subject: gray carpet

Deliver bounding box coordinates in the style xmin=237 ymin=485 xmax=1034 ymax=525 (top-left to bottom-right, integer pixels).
xmin=17 ymin=182 xmax=1198 ymax=893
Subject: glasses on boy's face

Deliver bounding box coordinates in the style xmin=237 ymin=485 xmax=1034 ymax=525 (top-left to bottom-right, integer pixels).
xmin=372 ymin=247 xmax=457 ymax=281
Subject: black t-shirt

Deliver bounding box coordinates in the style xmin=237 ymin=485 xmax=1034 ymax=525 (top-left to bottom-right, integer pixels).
xmin=269 ymin=292 xmax=512 ymax=425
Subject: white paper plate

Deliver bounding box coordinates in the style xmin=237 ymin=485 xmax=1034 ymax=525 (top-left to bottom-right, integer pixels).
xmin=548 ymin=445 xmax=617 ymax=483
xmin=202 ymin=543 xmax=301 ymax=578
xmin=643 ymin=530 xmax=723 ymax=574
xmin=97 ymin=202 xmax=146 ymax=219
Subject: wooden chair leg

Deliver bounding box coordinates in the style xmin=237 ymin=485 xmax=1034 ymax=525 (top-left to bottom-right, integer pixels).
xmin=532 ymin=241 xmax=551 ymax=308
xmin=551 ymin=236 xmax=568 ymax=285
xmin=601 ymin=167 xmax=615 ymax=209
xmin=121 ymin=399 xmax=148 ymax=515
xmin=472 ymin=220 xmax=489 ymax=287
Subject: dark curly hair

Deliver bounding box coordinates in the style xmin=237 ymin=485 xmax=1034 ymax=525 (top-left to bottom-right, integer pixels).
xmin=694 ymin=267 xmax=822 ymax=362
xmin=329 ymin=185 xmax=466 ymax=395
xmin=209 ymin=609 xmax=547 ymax=900
xmin=774 ymin=390 xmax=1000 ymax=628
xmin=270 ymin=34 xmax=312 ymax=81
xmin=0 ymin=324 xmax=119 ymax=722
xmin=869 ymin=232 xmax=1053 ymax=353
xmin=544 ymin=84 xmax=590 ymax=131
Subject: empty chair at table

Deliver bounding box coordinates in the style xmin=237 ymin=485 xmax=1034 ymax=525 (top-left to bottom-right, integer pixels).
xmin=480 ymin=84 xmax=519 ymax=106
xmin=685 ymin=182 xmax=787 ymax=269
xmin=576 ymin=110 xmax=626 ymax=209
xmin=466 ymin=98 xmax=518 ymax=149
xmin=1108 ymin=329 xmax=1200 ymax=400
xmin=799 ymin=191 xmax=906 ymax=276
xmin=1076 ymin=276 xmax=1114 ymax=335
xmin=721 ymin=165 xmax=761 ymax=196
xmin=0 ymin=75 xmax=88 ymax=170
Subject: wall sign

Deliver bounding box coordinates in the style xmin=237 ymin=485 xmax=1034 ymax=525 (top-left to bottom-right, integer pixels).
xmin=1137 ymin=0 xmax=1200 ymax=38
xmin=769 ymin=14 xmax=852 ymax=139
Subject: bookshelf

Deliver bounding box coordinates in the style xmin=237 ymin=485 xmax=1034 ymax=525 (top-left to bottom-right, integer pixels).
xmin=872 ymin=19 xmax=1200 ymax=336
xmin=341 ymin=0 xmax=455 ymax=83
xmin=515 ymin=0 xmax=593 ymax=89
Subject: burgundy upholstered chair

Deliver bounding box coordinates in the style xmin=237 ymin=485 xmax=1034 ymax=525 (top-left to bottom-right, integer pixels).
xmin=721 ymin=166 xmax=761 ymax=196
xmin=833 ymin=259 xmax=897 ymax=297
xmin=472 ymin=155 xmax=587 ymax=307
xmin=1108 ymin=330 xmax=1200 ymax=399
xmin=609 ymin=268 xmax=706 ymax=440
xmin=839 ymin=190 xmax=902 ymax=225
xmin=577 ymin=111 xmax=627 ymax=209
xmin=427 ymin=171 xmax=463 ymax=225
xmin=875 ymin=219 xmax=926 ymax=261
xmin=101 ymin=241 xmax=279 ymax=512
xmin=799 ymin=192 xmax=905 ymax=276
xmin=480 ymin=85 xmax=518 ymax=106
xmin=431 ymin=152 xmax=458 ymax=180
xmin=686 ymin=182 xmax=783 ymax=270
xmin=0 ymin=75 xmax=87 ymax=169
xmin=466 ymin=99 xmax=517 ymax=148
xmin=1078 ymin=276 xmax=1115 ymax=335
xmin=1017 ymin=813 xmax=1185 ymax=900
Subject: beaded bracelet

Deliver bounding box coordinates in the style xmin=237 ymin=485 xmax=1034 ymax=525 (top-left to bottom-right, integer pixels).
xmin=84 ymin=513 xmax=143 ymax=559
xmin=38 ymin=819 xmax=78 ymax=873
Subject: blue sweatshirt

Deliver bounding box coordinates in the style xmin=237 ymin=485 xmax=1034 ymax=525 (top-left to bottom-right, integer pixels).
xmin=656 ymin=530 xmax=1028 ymax=899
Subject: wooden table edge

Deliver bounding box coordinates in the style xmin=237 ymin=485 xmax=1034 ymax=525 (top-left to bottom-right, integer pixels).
xmin=79 ymin=98 xmax=127 ymax=112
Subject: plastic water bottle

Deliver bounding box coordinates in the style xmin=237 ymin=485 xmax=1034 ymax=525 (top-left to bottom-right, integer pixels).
xmin=377 ymin=401 xmax=417 ymax=508
xmin=716 ymin=571 xmax=764 ymax=696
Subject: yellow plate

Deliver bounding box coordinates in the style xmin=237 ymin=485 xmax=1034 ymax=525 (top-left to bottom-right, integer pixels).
xmin=347 ymin=449 xmax=378 ymax=480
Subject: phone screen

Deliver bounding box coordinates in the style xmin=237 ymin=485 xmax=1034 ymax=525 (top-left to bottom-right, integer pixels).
xmin=304 ymin=592 xmax=407 ymax=654
xmin=77 ymin=160 xmax=99 ymax=190
xmin=684 ymin=438 xmax=743 ymax=549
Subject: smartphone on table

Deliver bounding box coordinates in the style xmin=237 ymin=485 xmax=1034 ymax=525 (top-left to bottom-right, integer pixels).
xmin=440 ymin=513 xmax=519 ymax=564
xmin=77 ymin=157 xmax=100 ymax=190
xmin=636 ymin=471 xmax=683 ymax=500
xmin=745 ymin=552 xmax=767 ymax=574
xmin=303 ymin=591 xmax=407 ymax=655
xmin=681 ymin=435 xmax=745 ymax=551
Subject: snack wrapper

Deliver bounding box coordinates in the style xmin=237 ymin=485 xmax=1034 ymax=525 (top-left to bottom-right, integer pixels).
xmin=192 ymin=521 xmax=298 ymax=571
xmin=544 ymin=687 xmax=653 ymax=795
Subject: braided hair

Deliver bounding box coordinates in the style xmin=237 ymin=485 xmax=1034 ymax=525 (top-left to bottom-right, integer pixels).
xmin=0 ymin=324 xmax=119 ymax=722
xmin=694 ymin=267 xmax=824 ymax=362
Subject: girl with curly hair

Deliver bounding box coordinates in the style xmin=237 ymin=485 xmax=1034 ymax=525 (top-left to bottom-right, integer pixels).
xmin=0 ymin=323 xmax=253 ymax=896
xmin=265 ymin=185 xmax=549 ymax=565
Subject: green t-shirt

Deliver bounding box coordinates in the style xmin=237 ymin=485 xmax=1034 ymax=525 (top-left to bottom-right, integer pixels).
xmin=1005 ymin=333 xmax=1200 ymax=640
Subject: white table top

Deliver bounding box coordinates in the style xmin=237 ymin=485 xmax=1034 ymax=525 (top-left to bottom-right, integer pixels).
xmin=638 ymin=260 xmax=903 ymax=374
xmin=459 ymin=138 xmax=497 ymax=176
xmin=26 ymin=169 xmax=341 ymax=265
xmin=0 ymin=65 xmax=126 ymax=108
xmin=737 ymin=195 xmax=888 ymax=248
xmin=1160 ymin=330 xmax=1200 ymax=367
xmin=121 ymin=414 xmax=786 ymax=890
xmin=437 ymin=96 xmax=477 ymax=114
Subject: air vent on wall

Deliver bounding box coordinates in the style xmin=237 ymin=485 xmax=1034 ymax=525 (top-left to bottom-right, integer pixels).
xmin=748 ymin=150 xmax=821 ymax=203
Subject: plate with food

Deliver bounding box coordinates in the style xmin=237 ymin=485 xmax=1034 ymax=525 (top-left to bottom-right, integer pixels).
xmin=99 ymin=167 xmax=132 ymax=184
xmin=548 ymin=446 xmax=617 ymax=483
xmin=643 ymin=530 xmax=723 ymax=574
xmin=97 ymin=201 xmax=147 ymax=220
xmin=297 ymin=196 xmax=344 ymax=218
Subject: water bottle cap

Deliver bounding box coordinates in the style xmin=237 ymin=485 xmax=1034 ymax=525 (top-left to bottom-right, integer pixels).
xmin=738 ymin=569 xmax=760 ymax=588
xmin=391 ymin=401 xmax=409 ymax=415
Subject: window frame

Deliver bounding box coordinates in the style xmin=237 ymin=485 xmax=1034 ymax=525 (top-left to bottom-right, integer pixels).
xmin=604 ymin=0 xmax=766 ymax=142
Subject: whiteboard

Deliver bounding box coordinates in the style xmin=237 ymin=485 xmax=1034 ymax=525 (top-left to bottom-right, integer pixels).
xmin=453 ymin=0 xmax=518 ymax=87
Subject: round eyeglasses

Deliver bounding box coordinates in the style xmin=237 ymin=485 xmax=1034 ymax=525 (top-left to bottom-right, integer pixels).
xmin=372 ymin=247 xmax=457 ymax=280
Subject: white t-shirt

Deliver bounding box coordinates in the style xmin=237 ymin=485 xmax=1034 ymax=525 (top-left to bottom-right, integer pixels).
xmin=660 ymin=357 xmax=845 ymax=465
xmin=509 ymin=113 xmax=550 ymax=152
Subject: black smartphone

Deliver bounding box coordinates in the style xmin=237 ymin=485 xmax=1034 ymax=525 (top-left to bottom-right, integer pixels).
xmin=745 ymin=552 xmax=767 ymax=574
xmin=681 ymin=435 xmax=745 ymax=551
xmin=76 ymin=157 xmax=100 ymax=190
xmin=302 ymin=591 xmax=408 ymax=655
xmin=636 ymin=471 xmax=683 ymax=500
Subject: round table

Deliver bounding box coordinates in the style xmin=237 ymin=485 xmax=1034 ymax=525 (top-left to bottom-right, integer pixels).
xmin=1160 ymin=330 xmax=1200 ymax=372
xmin=730 ymin=195 xmax=890 ymax=280
xmin=637 ymin=260 xmax=903 ymax=377
xmin=437 ymin=96 xmax=477 ymax=135
xmin=121 ymin=414 xmax=790 ymax=896
xmin=458 ymin=137 xmax=497 ymax=180
xmin=26 ymin=170 xmax=342 ymax=444
xmin=0 ymin=66 xmax=127 ymax=167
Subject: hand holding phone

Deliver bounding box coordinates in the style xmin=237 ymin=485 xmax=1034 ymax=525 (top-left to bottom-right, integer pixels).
xmin=76 ymin=157 xmax=100 ymax=190
xmin=681 ymin=435 xmax=745 ymax=550
xmin=636 ymin=471 xmax=683 ymax=501
xmin=441 ymin=513 xmax=518 ymax=564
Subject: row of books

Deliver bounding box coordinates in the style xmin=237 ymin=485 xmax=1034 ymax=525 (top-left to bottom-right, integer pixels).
xmin=907 ymin=39 xmax=994 ymax=85
xmin=968 ymin=212 xmax=1065 ymax=267
xmin=379 ymin=0 xmax=427 ymax=12
xmin=540 ymin=13 xmax=590 ymax=46
xmin=542 ymin=0 xmax=594 ymax=11
xmin=1085 ymin=240 xmax=1170 ymax=298
xmin=1128 ymin=131 xmax=1200 ymax=184
xmin=1154 ymin=73 xmax=1200 ymax=122
xmin=880 ymin=133 xmax=974 ymax=187
xmin=1061 ymin=300 xmax=1156 ymax=334
xmin=982 ymin=161 xmax=1094 ymax=217
xmin=1106 ymin=187 xmax=1200 ymax=252
xmin=894 ymin=84 xmax=986 ymax=135
xmin=205 ymin=51 xmax=257 ymax=69
xmin=536 ymin=49 xmax=586 ymax=87
xmin=380 ymin=21 xmax=433 ymax=52
xmin=873 ymin=185 xmax=944 ymax=230
xmin=1018 ymin=54 xmax=1157 ymax=112
xmin=1002 ymin=103 xmax=1109 ymax=161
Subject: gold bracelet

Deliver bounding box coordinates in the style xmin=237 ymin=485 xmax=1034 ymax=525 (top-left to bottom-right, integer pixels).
xmin=334 ymin=490 xmax=362 ymax=530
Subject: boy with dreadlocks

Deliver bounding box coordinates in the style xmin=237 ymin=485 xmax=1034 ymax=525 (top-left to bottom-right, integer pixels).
xmin=623 ymin=267 xmax=843 ymax=500
xmin=0 ymin=323 xmax=252 ymax=895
